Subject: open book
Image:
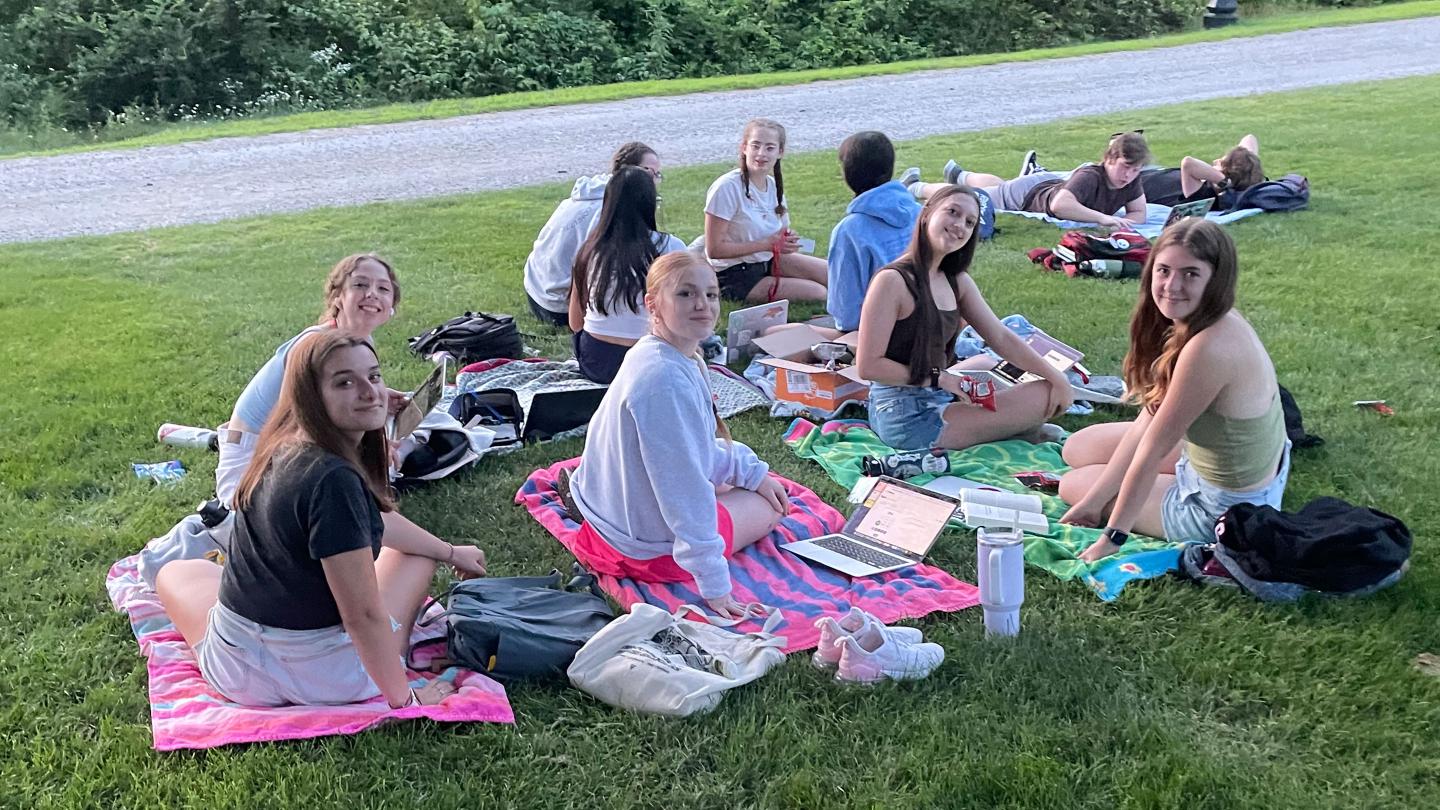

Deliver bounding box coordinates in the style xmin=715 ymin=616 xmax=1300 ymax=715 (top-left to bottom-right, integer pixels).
xmin=957 ymin=489 xmax=1049 ymax=534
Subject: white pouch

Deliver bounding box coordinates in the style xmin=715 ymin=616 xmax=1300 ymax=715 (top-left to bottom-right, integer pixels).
xmin=567 ymin=604 xmax=787 ymax=717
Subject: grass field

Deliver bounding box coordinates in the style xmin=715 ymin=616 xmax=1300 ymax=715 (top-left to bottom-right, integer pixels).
xmin=1 ymin=75 xmax=1437 ymax=808
xmin=2 ymin=1 xmax=1437 ymax=159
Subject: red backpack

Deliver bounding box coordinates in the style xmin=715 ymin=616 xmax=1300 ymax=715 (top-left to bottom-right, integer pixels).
xmin=1028 ymin=230 xmax=1151 ymax=278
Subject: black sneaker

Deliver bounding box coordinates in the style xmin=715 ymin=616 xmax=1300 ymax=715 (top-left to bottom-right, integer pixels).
xmin=1019 ymin=149 xmax=1046 ymax=176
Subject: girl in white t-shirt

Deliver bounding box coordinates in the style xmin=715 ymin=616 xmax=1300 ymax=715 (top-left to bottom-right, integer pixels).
xmin=703 ymin=119 xmax=828 ymax=303
xmin=567 ymin=166 xmax=686 ymax=383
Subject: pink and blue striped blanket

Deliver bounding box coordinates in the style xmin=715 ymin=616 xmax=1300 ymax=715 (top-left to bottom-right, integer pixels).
xmin=106 ymin=554 xmax=514 ymax=751
xmin=515 ymin=458 xmax=980 ymax=653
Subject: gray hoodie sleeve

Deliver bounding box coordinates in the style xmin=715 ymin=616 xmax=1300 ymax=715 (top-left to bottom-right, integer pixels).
xmin=628 ymin=385 xmax=769 ymax=599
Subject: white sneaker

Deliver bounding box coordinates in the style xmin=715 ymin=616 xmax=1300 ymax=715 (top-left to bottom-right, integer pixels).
xmin=811 ymin=608 xmax=923 ymax=669
xmin=834 ymin=622 xmax=945 ymax=684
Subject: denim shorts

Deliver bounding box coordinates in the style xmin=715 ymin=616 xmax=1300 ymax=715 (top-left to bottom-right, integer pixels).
xmin=868 ymin=383 xmax=954 ymax=450
xmin=196 ymin=601 xmax=391 ymax=707
xmin=1162 ymin=439 xmax=1293 ymax=543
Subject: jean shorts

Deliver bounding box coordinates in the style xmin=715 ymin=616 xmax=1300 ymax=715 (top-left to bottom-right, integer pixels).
xmin=868 ymin=383 xmax=954 ymax=450
xmin=196 ymin=601 xmax=388 ymax=707
xmin=1161 ymin=439 xmax=1293 ymax=543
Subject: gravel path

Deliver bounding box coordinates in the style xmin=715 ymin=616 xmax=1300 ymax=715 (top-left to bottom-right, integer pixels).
xmin=4 ymin=17 xmax=1438 ymax=244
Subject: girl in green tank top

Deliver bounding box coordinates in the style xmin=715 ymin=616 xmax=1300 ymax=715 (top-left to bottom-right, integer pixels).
xmin=1055 ymin=219 xmax=1287 ymax=561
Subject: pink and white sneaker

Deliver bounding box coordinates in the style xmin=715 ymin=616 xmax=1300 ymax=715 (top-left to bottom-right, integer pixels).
xmin=834 ymin=621 xmax=945 ymax=684
xmin=810 ymin=607 xmax=924 ymax=670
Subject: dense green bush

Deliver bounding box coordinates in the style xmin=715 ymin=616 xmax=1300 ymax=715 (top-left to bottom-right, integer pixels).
xmin=0 ymin=0 xmax=1389 ymax=132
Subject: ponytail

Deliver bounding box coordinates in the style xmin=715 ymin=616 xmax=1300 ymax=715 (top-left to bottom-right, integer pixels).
xmin=773 ymin=160 xmax=787 ymax=216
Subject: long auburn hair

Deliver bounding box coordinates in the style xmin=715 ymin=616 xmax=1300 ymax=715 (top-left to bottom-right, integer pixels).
xmin=319 ymin=254 xmax=401 ymax=325
xmin=644 ymin=250 xmax=733 ymax=444
xmin=738 ymin=118 xmax=787 ymax=215
xmin=572 ymin=167 xmax=665 ymax=317
xmin=234 ymin=331 xmax=396 ymax=513
xmin=883 ymin=184 xmax=981 ymax=385
xmin=1124 ymin=218 xmax=1239 ymax=412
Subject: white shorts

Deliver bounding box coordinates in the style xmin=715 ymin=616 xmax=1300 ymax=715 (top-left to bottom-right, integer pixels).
xmin=196 ymin=601 xmax=385 ymax=707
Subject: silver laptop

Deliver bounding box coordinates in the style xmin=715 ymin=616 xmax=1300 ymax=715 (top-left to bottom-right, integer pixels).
xmin=725 ymin=299 xmax=789 ymax=362
xmin=783 ymin=476 xmax=959 ymax=577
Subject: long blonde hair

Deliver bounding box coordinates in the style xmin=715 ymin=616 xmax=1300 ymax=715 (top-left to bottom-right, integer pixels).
xmin=646 ymin=250 xmax=732 ymax=443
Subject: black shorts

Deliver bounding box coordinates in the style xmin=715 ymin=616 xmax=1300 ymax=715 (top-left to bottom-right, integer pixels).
xmin=716 ymin=260 xmax=773 ymax=302
xmin=572 ymin=329 xmax=631 ymax=385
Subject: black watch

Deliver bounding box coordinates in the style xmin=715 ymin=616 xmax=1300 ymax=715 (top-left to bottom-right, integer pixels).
xmin=930 ymin=367 xmax=941 ymax=389
xmin=1102 ymin=527 xmax=1130 ymax=547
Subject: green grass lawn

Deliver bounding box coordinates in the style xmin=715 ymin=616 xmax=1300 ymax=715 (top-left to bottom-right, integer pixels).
xmin=2 ymin=76 xmax=1438 ymax=808
xmin=3 ymin=1 xmax=1438 ymax=160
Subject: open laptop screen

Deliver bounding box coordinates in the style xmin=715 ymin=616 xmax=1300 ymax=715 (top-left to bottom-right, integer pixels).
xmin=850 ymin=479 xmax=957 ymax=555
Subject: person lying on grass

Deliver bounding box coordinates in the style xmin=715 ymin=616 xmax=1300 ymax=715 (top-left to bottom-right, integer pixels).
xmin=560 ymin=250 xmax=787 ymax=620
xmin=158 ymin=331 xmax=483 ymax=708
xmin=704 ymin=117 xmax=829 ymax=303
xmin=524 ymin=141 xmax=666 ymax=329
xmin=1058 ymin=219 xmax=1292 ymax=561
xmin=1140 ymin=134 xmax=1264 ymax=208
xmin=216 ymin=253 xmax=479 ymax=573
xmin=855 ymin=184 xmax=1072 ymax=452
xmin=567 ymin=166 xmax=686 ymax=384
xmin=910 ymin=131 xmax=1151 ymax=230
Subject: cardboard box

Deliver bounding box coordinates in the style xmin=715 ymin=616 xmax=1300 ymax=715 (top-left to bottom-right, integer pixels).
xmin=751 ymin=325 xmax=868 ymax=410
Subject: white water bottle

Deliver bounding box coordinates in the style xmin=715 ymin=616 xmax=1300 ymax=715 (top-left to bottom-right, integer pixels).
xmin=157 ymin=423 xmax=218 ymax=451
xmin=976 ymin=526 xmax=1026 ymax=637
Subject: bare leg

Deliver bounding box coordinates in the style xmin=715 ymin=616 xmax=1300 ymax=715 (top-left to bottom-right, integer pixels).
xmin=934 ymin=379 xmax=1052 ymax=451
xmin=156 ymin=559 xmax=223 ymax=650
xmin=963 ymin=172 xmax=1005 ymax=187
xmin=777 ymin=252 xmax=828 ymax=286
xmin=744 ymin=275 xmax=826 ymax=303
xmin=374 ymin=548 xmax=439 ymax=656
xmin=717 ymin=487 xmax=784 ymax=552
xmin=1061 ymin=422 xmax=1182 ymax=470
xmin=1129 ymin=475 xmax=1174 ymax=539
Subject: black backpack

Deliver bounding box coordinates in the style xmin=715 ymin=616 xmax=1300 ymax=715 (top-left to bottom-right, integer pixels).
xmin=1228 ymin=173 xmax=1309 ymax=213
xmin=409 ymin=312 xmax=524 ymax=365
xmin=1214 ymin=497 xmax=1410 ymax=596
xmin=415 ymin=568 xmax=615 ymax=683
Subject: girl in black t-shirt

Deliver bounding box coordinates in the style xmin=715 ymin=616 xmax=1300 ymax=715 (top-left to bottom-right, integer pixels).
xmin=157 ymin=332 xmax=481 ymax=708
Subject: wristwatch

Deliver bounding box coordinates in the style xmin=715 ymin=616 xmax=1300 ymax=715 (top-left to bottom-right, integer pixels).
xmin=929 ymin=367 xmax=942 ymax=389
xmin=1101 ymin=527 xmax=1130 ymax=547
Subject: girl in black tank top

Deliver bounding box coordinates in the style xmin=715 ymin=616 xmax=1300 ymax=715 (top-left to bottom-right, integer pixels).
xmin=855 ymin=185 xmax=1075 ymax=452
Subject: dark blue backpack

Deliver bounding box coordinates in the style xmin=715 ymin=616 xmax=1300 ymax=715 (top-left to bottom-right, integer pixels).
xmin=975 ymin=187 xmax=997 ymax=240
xmin=1229 ymin=173 xmax=1309 ymax=213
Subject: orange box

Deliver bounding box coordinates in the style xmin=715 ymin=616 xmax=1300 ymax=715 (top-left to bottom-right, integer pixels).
xmin=752 ymin=326 xmax=868 ymax=410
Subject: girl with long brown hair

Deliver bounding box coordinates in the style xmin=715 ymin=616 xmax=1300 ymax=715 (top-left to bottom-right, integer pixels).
xmin=855 ymin=184 xmax=1073 ymax=451
xmin=156 ymin=332 xmax=473 ymax=708
xmin=1059 ymin=219 xmax=1291 ymax=561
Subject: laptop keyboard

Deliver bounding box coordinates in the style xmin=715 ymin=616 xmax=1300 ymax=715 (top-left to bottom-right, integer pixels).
xmin=814 ymin=535 xmax=910 ymax=568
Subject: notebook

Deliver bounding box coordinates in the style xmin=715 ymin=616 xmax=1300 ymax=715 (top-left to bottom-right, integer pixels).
xmin=1164 ymin=197 xmax=1215 ymax=227
xmin=389 ymin=360 xmax=447 ymax=441
xmin=783 ymin=476 xmax=959 ymax=577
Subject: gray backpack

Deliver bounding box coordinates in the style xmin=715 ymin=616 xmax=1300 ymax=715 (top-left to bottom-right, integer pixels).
xmin=416 ymin=568 xmax=615 ymax=683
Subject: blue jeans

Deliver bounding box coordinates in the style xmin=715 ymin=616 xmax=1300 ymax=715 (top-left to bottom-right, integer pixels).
xmin=868 ymin=383 xmax=954 ymax=450
xmin=1162 ymin=440 xmax=1293 ymax=543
